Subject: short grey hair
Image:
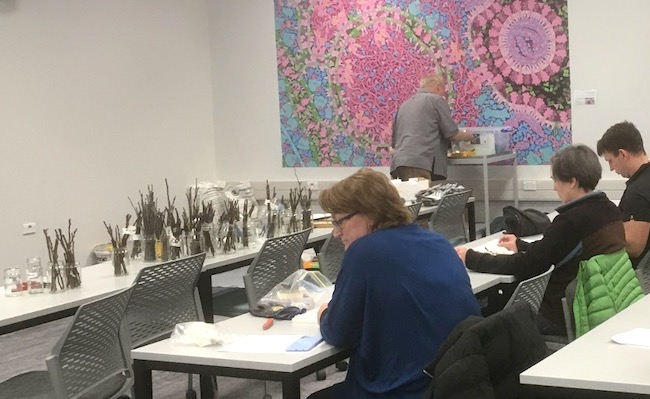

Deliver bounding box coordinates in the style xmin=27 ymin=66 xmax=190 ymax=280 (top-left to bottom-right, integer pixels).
xmin=419 ymin=70 xmax=446 ymax=89
xmin=551 ymin=144 xmax=601 ymax=191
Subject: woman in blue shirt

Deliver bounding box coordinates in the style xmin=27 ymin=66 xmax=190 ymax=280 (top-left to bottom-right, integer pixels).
xmin=308 ymin=168 xmax=481 ymax=399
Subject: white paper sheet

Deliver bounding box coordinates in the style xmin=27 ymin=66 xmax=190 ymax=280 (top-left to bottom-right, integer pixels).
xmin=472 ymin=239 xmax=514 ymax=256
xmin=611 ymin=328 xmax=650 ymax=348
xmin=218 ymin=335 xmax=305 ymax=353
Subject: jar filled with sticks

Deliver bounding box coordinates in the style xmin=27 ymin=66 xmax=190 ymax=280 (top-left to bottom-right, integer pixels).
xmin=55 ymin=219 xmax=81 ymax=289
xmin=104 ymin=218 xmax=131 ymax=276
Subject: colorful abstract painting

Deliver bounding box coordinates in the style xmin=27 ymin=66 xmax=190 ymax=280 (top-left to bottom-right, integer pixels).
xmin=275 ymin=0 xmax=571 ymax=167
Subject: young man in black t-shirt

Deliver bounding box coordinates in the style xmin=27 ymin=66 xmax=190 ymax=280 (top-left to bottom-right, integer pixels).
xmin=597 ymin=121 xmax=650 ymax=267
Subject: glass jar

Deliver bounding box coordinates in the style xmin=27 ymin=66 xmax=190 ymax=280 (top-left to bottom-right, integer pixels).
xmin=47 ymin=261 xmax=66 ymax=293
xmin=112 ymin=247 xmax=130 ymax=276
xmin=4 ymin=267 xmax=23 ymax=297
xmin=200 ymin=224 xmax=217 ymax=256
xmin=26 ymin=257 xmax=44 ymax=294
xmin=128 ymin=233 xmax=143 ymax=261
xmin=169 ymin=227 xmax=183 ymax=260
xmin=64 ymin=262 xmax=82 ymax=289
xmin=142 ymin=234 xmax=157 ymax=262
xmin=188 ymin=229 xmax=202 ymax=255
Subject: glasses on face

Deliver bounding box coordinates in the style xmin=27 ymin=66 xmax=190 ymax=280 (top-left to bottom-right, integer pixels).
xmin=331 ymin=212 xmax=358 ymax=230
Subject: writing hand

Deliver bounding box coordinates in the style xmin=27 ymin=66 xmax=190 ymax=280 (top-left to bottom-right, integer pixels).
xmin=497 ymin=234 xmax=518 ymax=252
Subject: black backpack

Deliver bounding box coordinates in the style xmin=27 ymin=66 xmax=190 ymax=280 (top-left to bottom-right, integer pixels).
xmin=502 ymin=206 xmax=551 ymax=237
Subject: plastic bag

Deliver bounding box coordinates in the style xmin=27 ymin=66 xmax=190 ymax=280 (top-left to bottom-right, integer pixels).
xmin=169 ymin=321 xmax=239 ymax=347
xmin=258 ymin=270 xmax=332 ymax=311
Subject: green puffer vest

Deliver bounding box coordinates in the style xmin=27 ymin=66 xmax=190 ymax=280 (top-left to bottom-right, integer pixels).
xmin=573 ymin=249 xmax=644 ymax=337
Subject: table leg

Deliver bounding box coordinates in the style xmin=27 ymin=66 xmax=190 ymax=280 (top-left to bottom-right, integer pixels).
xmin=282 ymin=377 xmax=301 ymax=399
xmin=467 ymin=201 xmax=476 ymax=241
xmin=483 ymin=158 xmax=490 ymax=235
xmin=200 ymin=374 xmax=215 ymax=399
xmin=197 ymin=273 xmax=214 ymax=323
xmin=133 ymin=360 xmax=153 ymax=399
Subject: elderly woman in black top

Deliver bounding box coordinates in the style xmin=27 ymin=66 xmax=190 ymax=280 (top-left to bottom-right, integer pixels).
xmin=456 ymin=144 xmax=626 ymax=334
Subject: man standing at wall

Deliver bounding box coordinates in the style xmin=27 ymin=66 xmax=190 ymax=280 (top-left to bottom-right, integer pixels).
xmin=597 ymin=121 xmax=650 ymax=267
xmin=390 ymin=71 xmax=474 ymax=182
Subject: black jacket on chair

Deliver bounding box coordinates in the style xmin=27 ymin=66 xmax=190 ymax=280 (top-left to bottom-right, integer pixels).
xmin=422 ymin=302 xmax=547 ymax=399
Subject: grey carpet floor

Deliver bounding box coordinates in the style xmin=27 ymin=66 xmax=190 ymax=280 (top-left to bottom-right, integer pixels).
xmin=0 ymin=317 xmax=346 ymax=398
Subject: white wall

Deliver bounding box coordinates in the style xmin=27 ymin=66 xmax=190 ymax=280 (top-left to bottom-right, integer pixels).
xmin=208 ymin=0 xmax=650 ymax=190
xmin=0 ymin=0 xmax=217 ymax=267
xmin=3 ymin=0 xmax=650 ymax=268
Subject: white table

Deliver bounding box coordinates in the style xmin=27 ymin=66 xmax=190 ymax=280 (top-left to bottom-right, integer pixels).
xmin=0 ymin=228 xmax=333 ymax=334
xmin=449 ymin=152 xmax=519 ymax=235
xmin=130 ymin=264 xmax=513 ymax=399
xmin=520 ymin=295 xmax=650 ymax=398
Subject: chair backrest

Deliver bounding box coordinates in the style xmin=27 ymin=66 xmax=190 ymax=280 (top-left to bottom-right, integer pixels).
xmin=46 ymin=286 xmax=134 ymax=399
xmin=126 ymin=253 xmax=206 ymax=348
xmin=317 ymin=233 xmax=345 ymax=283
xmin=244 ymin=228 xmax=311 ymax=314
xmin=428 ymin=189 xmax=472 ymax=244
xmin=406 ymin=201 xmax=422 ymax=221
xmin=504 ymin=265 xmax=554 ymax=314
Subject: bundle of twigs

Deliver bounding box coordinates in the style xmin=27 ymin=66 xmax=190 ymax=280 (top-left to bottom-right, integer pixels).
xmin=103 ymin=215 xmax=130 ymax=275
xmin=165 ymin=178 xmax=183 ymax=260
xmin=43 ymin=229 xmax=64 ymax=292
xmin=200 ymin=200 xmax=216 ymax=255
xmin=264 ymin=181 xmax=278 ymax=238
xmin=133 ymin=186 xmax=160 ymax=261
xmin=55 ymin=219 xmax=81 ymax=288
xmin=222 ymin=198 xmax=239 ymax=253
xmin=183 ymin=181 xmax=202 ymax=255
xmin=289 ymin=187 xmax=303 ymax=233
xmin=242 ymin=199 xmax=256 ymax=248
xmin=301 ymin=187 xmax=313 ymax=229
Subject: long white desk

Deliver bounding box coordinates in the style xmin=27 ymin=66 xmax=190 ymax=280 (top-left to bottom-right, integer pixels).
xmin=0 ymin=228 xmax=333 ymax=334
xmin=130 ymin=259 xmax=513 ymax=399
xmin=520 ymin=295 xmax=650 ymax=398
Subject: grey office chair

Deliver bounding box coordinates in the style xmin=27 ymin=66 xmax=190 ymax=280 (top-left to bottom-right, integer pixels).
xmin=504 ymin=265 xmax=554 ymax=314
xmin=317 ymin=233 xmax=345 ymax=283
xmin=0 ymin=286 xmax=134 ymax=399
xmin=428 ymin=189 xmax=472 ymax=245
xmin=125 ymin=253 xmax=207 ymax=399
xmin=406 ymin=201 xmax=422 ymax=221
xmin=244 ymin=228 xmax=311 ymax=317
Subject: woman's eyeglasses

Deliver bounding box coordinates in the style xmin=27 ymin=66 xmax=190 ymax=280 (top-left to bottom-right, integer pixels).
xmin=331 ymin=213 xmax=357 ymax=230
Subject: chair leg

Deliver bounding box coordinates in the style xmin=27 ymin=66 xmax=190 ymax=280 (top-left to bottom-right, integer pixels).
xmin=185 ymin=374 xmax=197 ymax=399
xmin=263 ymin=380 xmax=272 ymax=399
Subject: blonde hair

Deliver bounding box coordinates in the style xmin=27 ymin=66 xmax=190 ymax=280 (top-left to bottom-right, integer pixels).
xmin=319 ymin=168 xmax=412 ymax=231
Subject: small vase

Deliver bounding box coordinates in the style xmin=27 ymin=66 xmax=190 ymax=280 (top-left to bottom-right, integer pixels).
xmin=302 ymin=208 xmax=313 ymax=230
xmin=112 ymin=247 xmax=130 ymax=276
xmin=221 ymin=222 xmax=237 ymax=253
xmin=47 ymin=261 xmax=66 ymax=293
xmin=169 ymin=227 xmax=183 ymax=260
xmin=200 ymin=224 xmax=217 ymax=256
xmin=142 ymin=234 xmax=157 ymax=262
xmin=26 ymin=257 xmax=44 ymax=294
xmin=128 ymin=233 xmax=143 ymax=260
xmin=188 ymin=229 xmax=202 ymax=255
xmin=64 ymin=262 xmax=82 ymax=289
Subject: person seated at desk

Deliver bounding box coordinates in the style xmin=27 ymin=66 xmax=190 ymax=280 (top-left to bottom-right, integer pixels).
xmin=308 ymin=168 xmax=480 ymax=399
xmin=456 ymin=144 xmax=626 ymax=335
xmin=597 ymin=121 xmax=650 ymax=267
